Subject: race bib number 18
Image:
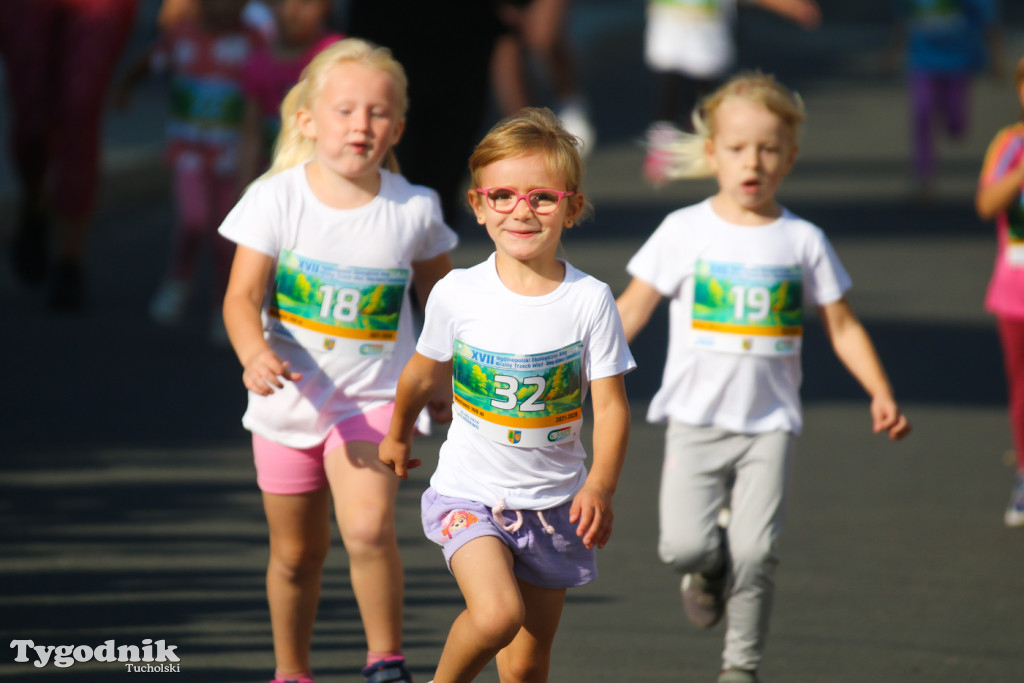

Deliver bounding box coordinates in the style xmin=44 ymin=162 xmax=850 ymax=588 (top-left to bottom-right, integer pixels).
xmin=691 ymin=259 xmax=803 ymax=356
xmin=451 ymin=339 xmax=583 ymax=448
xmin=268 ymin=250 xmax=408 ymax=356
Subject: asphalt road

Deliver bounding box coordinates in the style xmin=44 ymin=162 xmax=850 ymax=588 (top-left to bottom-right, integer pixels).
xmin=2 ymin=3 xmax=1023 ymax=682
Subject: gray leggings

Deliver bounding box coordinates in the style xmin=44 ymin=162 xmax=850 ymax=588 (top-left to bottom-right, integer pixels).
xmin=659 ymin=421 xmax=795 ymax=672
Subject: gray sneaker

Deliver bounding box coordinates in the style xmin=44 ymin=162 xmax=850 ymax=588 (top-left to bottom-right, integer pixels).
xmin=1005 ymin=473 xmax=1024 ymax=527
xmin=681 ymin=571 xmax=726 ymax=628
xmin=718 ymin=668 xmax=759 ymax=683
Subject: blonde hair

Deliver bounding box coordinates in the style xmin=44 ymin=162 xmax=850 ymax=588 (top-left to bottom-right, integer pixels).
xmin=667 ymin=72 xmax=806 ymax=180
xmin=468 ymin=107 xmax=592 ymax=220
xmin=263 ymin=38 xmax=408 ymax=179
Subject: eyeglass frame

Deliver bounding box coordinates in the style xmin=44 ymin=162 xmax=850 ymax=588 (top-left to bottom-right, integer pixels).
xmin=474 ymin=186 xmax=577 ymax=215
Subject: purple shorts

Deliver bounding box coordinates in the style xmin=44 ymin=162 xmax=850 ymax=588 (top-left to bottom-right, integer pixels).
xmin=421 ymin=487 xmax=597 ymax=589
xmin=252 ymin=403 xmax=395 ymax=495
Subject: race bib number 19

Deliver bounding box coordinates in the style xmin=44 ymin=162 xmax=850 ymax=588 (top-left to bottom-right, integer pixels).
xmin=452 ymin=339 xmax=583 ymax=448
xmin=268 ymin=249 xmax=408 ymax=356
xmin=691 ymin=259 xmax=803 ymax=356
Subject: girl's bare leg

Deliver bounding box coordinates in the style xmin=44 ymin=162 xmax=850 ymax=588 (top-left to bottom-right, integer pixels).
xmin=326 ymin=441 xmax=404 ymax=653
xmin=263 ymin=489 xmax=332 ymax=676
xmin=433 ymin=537 xmax=524 ymax=683
xmin=496 ymin=579 xmax=566 ymax=683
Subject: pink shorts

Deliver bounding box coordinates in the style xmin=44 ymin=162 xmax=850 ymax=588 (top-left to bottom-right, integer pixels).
xmin=252 ymin=403 xmax=395 ymax=495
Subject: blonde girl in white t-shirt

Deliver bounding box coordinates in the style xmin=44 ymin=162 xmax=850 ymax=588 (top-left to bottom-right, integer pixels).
xmin=617 ymin=73 xmax=911 ymax=683
xmin=380 ymin=107 xmax=634 ymax=683
xmin=220 ymin=38 xmax=457 ymax=683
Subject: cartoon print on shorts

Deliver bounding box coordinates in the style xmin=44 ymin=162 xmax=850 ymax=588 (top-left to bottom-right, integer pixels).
xmin=441 ymin=510 xmax=479 ymax=540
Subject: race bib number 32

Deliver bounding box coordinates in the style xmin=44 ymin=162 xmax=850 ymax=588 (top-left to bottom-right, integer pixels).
xmin=452 ymin=339 xmax=583 ymax=448
xmin=268 ymin=250 xmax=408 ymax=356
xmin=691 ymin=259 xmax=803 ymax=356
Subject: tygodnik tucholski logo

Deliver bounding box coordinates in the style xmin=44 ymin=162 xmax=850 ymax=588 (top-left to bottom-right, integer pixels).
xmin=10 ymin=639 xmax=181 ymax=672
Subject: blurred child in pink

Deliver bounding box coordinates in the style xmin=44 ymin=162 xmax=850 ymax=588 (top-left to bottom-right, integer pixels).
xmin=118 ymin=0 xmax=264 ymax=340
xmin=975 ymin=56 xmax=1024 ymax=527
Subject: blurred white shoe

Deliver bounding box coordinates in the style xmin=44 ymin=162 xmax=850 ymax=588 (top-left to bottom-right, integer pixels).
xmin=557 ymin=99 xmax=596 ymax=158
xmin=149 ymin=279 xmax=190 ymax=326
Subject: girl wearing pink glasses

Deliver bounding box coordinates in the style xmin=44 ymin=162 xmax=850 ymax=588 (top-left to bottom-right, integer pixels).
xmin=380 ymin=107 xmax=635 ymax=683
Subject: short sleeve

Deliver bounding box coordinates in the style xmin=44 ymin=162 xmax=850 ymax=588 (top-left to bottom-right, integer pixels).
xmin=626 ymin=215 xmax=687 ymax=298
xmin=415 ymin=274 xmax=457 ymax=362
xmin=413 ymin=188 xmax=459 ymax=263
xmin=981 ymin=128 xmax=1024 ymax=187
xmin=803 ymin=229 xmax=852 ymax=307
xmin=217 ymin=178 xmax=281 ymax=257
xmin=585 ymin=284 xmax=637 ymax=381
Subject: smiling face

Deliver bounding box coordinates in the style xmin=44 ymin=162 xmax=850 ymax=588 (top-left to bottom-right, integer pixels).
xmin=297 ymin=61 xmax=404 ymax=191
xmin=705 ymin=96 xmax=798 ymax=224
xmin=469 ymin=151 xmax=583 ymax=274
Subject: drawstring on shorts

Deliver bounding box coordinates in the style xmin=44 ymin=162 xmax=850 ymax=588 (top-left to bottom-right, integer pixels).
xmin=492 ymin=499 xmax=555 ymax=535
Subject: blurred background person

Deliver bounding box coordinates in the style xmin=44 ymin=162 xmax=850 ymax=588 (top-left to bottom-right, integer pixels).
xmin=975 ymin=55 xmax=1024 ymax=528
xmin=0 ymin=0 xmax=139 ymax=311
xmin=641 ymin=0 xmax=821 ymax=186
xmin=887 ymin=0 xmax=1003 ymax=201
xmin=116 ymin=0 xmax=264 ymax=343
xmin=490 ymin=0 xmax=596 ymax=157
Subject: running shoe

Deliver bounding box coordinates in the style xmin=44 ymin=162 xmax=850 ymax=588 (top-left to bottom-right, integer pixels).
xmin=681 ymin=571 xmax=726 ymax=629
xmin=718 ymin=668 xmax=759 ymax=683
xmin=643 ymin=121 xmax=684 ymax=186
xmin=1005 ymin=473 xmax=1024 ymax=527
xmin=362 ymin=657 xmax=413 ymax=683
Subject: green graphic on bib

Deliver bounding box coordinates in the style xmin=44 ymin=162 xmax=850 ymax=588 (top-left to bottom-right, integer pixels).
xmin=652 ymin=0 xmax=719 ymax=17
xmin=269 ymin=249 xmax=408 ymax=355
xmin=452 ymin=339 xmax=583 ymax=448
xmin=169 ymin=77 xmax=245 ymax=133
xmin=692 ymin=259 xmax=803 ymax=356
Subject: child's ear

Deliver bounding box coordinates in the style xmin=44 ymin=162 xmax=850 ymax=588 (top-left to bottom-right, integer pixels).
xmin=704 ymin=138 xmax=717 ymax=171
xmin=297 ymin=108 xmax=315 ymax=140
xmin=565 ymin=193 xmax=585 ymax=228
xmin=467 ymin=189 xmax=486 ymax=224
xmin=390 ymin=118 xmax=406 ymax=147
xmin=784 ymin=143 xmax=800 ymax=175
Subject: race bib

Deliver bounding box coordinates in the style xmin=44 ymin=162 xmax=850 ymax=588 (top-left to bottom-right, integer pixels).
xmin=268 ymin=249 xmax=408 ymax=356
xmin=691 ymin=259 xmax=803 ymax=356
xmin=451 ymin=340 xmax=583 ymax=448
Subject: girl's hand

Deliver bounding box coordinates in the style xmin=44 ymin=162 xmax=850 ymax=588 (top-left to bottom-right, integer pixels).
xmin=379 ymin=434 xmax=420 ymax=479
xmin=569 ymin=484 xmax=614 ymax=550
xmin=871 ymin=395 xmax=911 ymax=441
xmin=242 ymin=349 xmax=302 ymax=395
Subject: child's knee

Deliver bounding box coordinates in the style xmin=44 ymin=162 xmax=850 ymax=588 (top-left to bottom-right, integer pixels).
xmin=658 ymin=532 xmax=720 ymax=573
xmin=339 ymin=508 xmax=397 ymax=557
xmin=500 ymin=650 xmax=550 ymax=683
xmin=467 ymin=595 xmax=525 ymax=650
xmin=269 ymin=540 xmax=329 ymax=581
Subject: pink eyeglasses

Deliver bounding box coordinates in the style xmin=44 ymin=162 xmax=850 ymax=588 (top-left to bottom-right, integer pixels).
xmin=475 ymin=187 xmax=576 ymax=215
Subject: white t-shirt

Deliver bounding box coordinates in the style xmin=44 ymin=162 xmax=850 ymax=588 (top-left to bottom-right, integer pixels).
xmin=627 ymin=199 xmax=851 ymax=435
xmin=417 ymin=254 xmax=636 ymax=510
xmin=218 ymin=165 xmax=459 ymax=447
xmin=645 ymin=0 xmax=738 ymax=78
